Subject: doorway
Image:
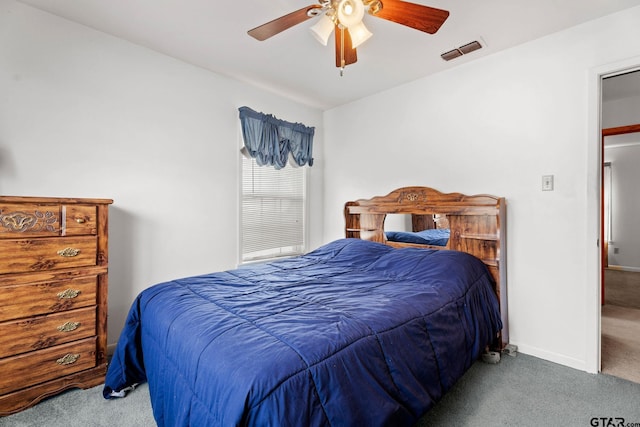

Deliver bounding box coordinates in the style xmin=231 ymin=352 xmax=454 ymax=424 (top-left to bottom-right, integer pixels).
xmin=599 ymin=71 xmax=640 ymax=383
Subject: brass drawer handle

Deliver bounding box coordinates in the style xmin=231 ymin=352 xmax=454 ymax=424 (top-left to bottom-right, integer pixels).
xmin=57 ymin=289 xmax=81 ymax=299
xmin=57 ymin=321 xmax=81 ymax=332
xmin=75 ymin=218 xmax=86 ymax=223
xmin=56 ymin=353 xmax=80 ymax=366
xmin=57 ymin=247 xmax=80 ymax=257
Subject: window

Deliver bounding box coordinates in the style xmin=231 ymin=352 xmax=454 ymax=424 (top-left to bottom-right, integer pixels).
xmin=240 ymin=155 xmax=306 ymax=262
xmin=237 ymin=106 xmax=313 ymax=263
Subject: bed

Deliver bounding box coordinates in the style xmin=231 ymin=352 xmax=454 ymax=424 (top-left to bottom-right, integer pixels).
xmin=104 ymin=186 xmax=507 ymax=426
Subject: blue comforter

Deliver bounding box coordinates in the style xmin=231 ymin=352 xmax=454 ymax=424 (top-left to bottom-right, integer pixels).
xmin=104 ymin=238 xmax=501 ymax=426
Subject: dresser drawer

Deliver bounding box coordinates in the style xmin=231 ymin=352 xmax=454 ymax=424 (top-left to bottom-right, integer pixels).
xmin=0 ymin=276 xmax=97 ymax=322
xmin=0 ymin=337 xmax=97 ymax=395
xmin=0 ymin=236 xmax=97 ymax=274
xmin=0 ymin=307 xmax=96 ymax=358
xmin=0 ymin=204 xmax=61 ymax=238
xmin=63 ymin=205 xmax=97 ymax=236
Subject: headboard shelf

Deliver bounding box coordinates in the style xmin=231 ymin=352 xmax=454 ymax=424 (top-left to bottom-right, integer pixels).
xmin=344 ymin=186 xmax=508 ymax=348
xmin=346 ymin=205 xmax=499 ymax=216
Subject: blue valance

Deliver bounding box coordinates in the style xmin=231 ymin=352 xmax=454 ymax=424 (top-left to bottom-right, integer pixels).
xmin=238 ymin=106 xmax=314 ymax=169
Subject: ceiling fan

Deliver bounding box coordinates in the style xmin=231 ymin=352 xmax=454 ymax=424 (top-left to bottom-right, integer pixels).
xmin=247 ymin=0 xmax=449 ymax=75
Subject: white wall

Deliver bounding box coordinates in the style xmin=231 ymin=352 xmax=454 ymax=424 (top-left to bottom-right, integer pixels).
xmin=323 ymin=6 xmax=640 ymax=371
xmin=0 ymin=0 xmax=324 ymax=344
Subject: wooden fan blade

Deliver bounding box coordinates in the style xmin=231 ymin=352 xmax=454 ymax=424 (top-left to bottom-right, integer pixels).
xmin=248 ymin=5 xmax=323 ymax=41
xmin=335 ymin=26 xmax=358 ymax=68
xmin=373 ymin=0 xmax=449 ymax=34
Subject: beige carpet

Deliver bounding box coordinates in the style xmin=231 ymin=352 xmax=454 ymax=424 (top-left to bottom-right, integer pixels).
xmin=601 ymin=305 xmax=640 ymax=383
xmin=604 ymin=269 xmax=640 ymax=308
xmin=602 ymin=268 xmax=640 ymax=384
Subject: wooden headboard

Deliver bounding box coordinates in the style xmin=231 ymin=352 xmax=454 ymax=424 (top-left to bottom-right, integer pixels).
xmin=344 ymin=186 xmax=508 ymax=347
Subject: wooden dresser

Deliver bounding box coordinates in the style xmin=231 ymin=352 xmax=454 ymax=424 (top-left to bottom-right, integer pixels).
xmin=0 ymin=196 xmax=112 ymax=415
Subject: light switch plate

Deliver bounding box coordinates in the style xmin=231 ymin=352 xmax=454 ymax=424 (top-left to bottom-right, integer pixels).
xmin=542 ymin=175 xmax=554 ymax=191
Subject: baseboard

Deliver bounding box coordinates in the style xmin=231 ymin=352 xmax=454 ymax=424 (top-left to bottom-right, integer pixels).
xmin=607 ymin=265 xmax=640 ymax=273
xmin=509 ymin=342 xmax=591 ymax=373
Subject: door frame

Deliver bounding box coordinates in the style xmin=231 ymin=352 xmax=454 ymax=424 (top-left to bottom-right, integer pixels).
xmin=587 ymin=57 xmax=640 ymax=374
xmin=601 ymin=125 xmax=640 ymax=300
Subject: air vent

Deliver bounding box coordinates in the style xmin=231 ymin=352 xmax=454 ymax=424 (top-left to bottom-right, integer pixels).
xmin=459 ymin=41 xmax=482 ymax=54
xmin=441 ymin=49 xmax=462 ymax=61
xmin=441 ymin=40 xmax=482 ymax=61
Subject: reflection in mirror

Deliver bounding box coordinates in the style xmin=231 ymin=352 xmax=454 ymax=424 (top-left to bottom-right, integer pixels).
xmin=384 ymin=214 xmax=412 ymax=232
xmin=383 ymin=214 xmax=450 ymax=247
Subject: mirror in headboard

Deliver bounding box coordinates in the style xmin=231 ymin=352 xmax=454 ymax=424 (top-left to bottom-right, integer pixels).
xmin=383 ymin=213 xmax=450 ymax=247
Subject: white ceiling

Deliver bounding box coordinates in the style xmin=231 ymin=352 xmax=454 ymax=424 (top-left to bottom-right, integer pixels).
xmin=17 ymin=0 xmax=640 ymax=110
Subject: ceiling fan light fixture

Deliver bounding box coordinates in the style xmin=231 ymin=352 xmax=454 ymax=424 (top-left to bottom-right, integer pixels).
xmin=337 ymin=0 xmax=365 ymax=28
xmin=310 ymin=14 xmax=335 ymax=46
xmin=348 ymin=21 xmax=372 ymax=48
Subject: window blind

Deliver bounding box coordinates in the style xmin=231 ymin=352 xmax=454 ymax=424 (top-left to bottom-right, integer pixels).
xmin=241 ymin=155 xmax=306 ymax=262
